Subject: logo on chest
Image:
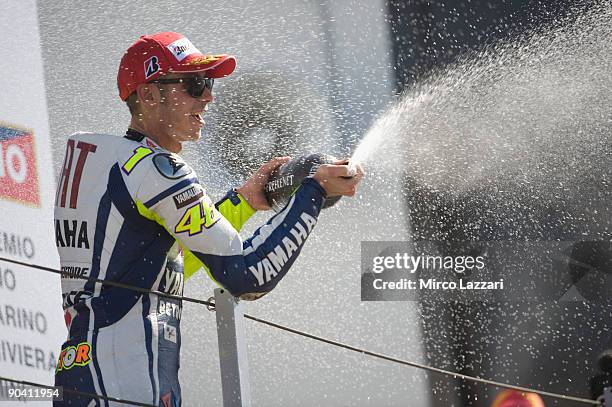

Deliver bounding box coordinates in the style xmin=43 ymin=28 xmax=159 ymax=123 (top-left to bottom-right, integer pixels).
xmin=172 ymin=185 xmax=203 ymax=209
xmin=55 ymin=219 xmax=90 ymax=249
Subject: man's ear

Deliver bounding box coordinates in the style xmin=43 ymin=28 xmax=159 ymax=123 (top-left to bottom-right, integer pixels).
xmin=136 ymin=83 xmax=161 ymax=107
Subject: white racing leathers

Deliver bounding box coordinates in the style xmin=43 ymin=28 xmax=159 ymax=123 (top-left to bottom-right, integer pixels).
xmin=53 ymin=132 xmax=325 ymax=406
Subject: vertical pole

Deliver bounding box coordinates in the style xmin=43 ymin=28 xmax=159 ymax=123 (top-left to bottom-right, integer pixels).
xmin=214 ymin=288 xmax=252 ymax=407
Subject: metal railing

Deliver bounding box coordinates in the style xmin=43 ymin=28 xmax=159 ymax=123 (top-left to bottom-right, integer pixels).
xmin=0 ymin=256 xmax=604 ymax=406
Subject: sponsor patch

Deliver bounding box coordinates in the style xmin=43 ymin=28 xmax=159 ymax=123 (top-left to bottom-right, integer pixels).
xmin=153 ymin=153 xmax=192 ymax=180
xmin=56 ymin=342 xmax=92 ymax=372
xmin=60 ymin=265 xmax=90 ymax=279
xmin=62 ymin=289 xmax=93 ymax=308
xmin=158 ymin=299 xmax=182 ymax=320
xmin=166 ymin=37 xmax=200 ymax=62
xmin=144 ymin=55 xmax=161 ymax=79
xmin=164 ymin=324 xmax=178 ymax=343
xmin=172 ymin=185 xmax=203 ymax=209
xmin=0 ymin=124 xmax=40 ymax=205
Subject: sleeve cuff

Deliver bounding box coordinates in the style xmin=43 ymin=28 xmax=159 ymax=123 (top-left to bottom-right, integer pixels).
xmin=301 ymin=177 xmax=327 ymax=198
xmin=215 ymin=188 xmax=256 ymax=232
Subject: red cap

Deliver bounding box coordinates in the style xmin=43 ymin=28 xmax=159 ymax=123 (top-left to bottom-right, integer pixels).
xmin=117 ymin=32 xmax=237 ymax=101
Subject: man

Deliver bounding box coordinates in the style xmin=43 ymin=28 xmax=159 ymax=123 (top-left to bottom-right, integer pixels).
xmin=53 ymin=31 xmax=363 ymax=406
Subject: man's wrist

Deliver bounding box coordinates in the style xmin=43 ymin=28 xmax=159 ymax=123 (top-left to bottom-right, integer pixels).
xmin=302 ymin=177 xmax=327 ymax=197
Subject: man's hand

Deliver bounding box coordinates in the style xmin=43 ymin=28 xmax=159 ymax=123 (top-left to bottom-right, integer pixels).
xmin=313 ymin=159 xmax=365 ymax=197
xmin=237 ymin=156 xmax=291 ymax=210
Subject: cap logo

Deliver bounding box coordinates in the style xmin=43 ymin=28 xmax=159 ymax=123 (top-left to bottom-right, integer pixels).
xmin=166 ymin=38 xmax=200 ymax=62
xmin=187 ymin=55 xmax=222 ymax=65
xmin=144 ymin=56 xmax=160 ymax=79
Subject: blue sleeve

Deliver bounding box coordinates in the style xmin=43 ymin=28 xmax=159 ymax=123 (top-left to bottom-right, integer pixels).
xmin=190 ymin=178 xmax=326 ymax=296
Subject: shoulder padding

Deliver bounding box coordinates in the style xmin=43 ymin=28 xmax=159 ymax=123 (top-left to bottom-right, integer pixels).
xmin=152 ymin=153 xmax=193 ymax=180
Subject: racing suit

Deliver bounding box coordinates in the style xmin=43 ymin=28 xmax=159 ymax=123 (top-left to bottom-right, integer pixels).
xmin=53 ymin=130 xmax=325 ymax=406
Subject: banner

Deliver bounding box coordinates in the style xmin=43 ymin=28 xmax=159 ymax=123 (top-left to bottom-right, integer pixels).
xmin=0 ymin=1 xmax=65 ymax=405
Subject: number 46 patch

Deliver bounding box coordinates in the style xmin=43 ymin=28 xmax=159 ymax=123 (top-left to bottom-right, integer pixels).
xmin=174 ymin=198 xmax=219 ymax=236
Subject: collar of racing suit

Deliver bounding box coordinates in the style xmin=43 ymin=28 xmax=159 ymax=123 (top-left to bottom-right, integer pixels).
xmin=125 ymin=128 xmax=148 ymax=141
xmin=125 ymin=128 xmax=160 ymax=149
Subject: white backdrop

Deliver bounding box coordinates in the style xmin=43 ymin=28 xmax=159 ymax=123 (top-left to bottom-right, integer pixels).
xmin=0 ymin=1 xmax=65 ymax=405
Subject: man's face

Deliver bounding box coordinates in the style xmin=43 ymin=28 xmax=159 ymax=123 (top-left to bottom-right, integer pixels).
xmin=155 ymin=73 xmax=213 ymax=143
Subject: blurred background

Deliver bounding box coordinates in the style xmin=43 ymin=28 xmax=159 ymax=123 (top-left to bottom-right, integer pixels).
xmin=21 ymin=0 xmax=612 ymax=405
